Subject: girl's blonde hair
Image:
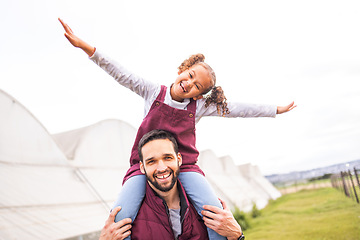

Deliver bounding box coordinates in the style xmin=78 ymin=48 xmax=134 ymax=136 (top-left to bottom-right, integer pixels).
xmin=178 ymin=53 xmax=230 ymax=116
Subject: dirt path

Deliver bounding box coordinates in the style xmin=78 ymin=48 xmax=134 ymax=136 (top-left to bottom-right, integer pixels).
xmin=279 ymin=181 xmax=332 ymax=195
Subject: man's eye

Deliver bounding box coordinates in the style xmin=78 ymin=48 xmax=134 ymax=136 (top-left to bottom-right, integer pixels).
xmin=195 ymin=84 xmax=200 ymax=90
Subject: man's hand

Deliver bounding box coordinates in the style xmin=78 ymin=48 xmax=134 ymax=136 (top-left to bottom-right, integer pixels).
xmin=58 ymin=18 xmax=96 ymax=57
xmin=99 ymin=207 xmax=132 ymax=240
xmin=202 ymin=199 xmax=242 ymax=240
xmin=277 ymin=101 xmax=297 ymax=114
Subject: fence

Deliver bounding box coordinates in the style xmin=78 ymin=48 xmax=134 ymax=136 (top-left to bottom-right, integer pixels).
xmin=331 ymin=167 xmax=360 ymax=204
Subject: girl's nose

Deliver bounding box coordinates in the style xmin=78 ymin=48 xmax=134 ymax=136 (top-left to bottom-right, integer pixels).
xmin=184 ymin=80 xmax=194 ymax=88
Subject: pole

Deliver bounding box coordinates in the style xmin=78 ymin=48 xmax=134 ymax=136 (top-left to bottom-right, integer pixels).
xmin=348 ymin=170 xmax=359 ymax=204
xmin=341 ymin=171 xmax=350 ymax=197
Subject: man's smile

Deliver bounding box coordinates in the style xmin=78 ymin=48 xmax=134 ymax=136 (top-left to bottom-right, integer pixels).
xmin=155 ymin=173 xmax=171 ymax=179
xmin=154 ymin=170 xmax=172 ymax=181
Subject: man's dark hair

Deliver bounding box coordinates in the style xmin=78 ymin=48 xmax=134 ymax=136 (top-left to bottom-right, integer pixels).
xmin=138 ymin=129 xmax=179 ymax=162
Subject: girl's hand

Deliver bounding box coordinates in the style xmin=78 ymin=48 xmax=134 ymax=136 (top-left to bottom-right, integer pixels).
xmin=58 ymin=18 xmax=82 ymax=47
xmin=277 ymin=101 xmax=297 ymax=114
xmin=58 ymin=18 xmax=95 ymax=57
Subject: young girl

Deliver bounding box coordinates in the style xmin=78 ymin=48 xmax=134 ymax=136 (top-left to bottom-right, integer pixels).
xmin=59 ymin=18 xmax=295 ymax=239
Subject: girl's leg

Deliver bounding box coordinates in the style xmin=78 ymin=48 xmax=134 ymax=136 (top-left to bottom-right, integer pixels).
xmin=112 ymin=174 xmax=146 ymax=223
xmin=179 ymin=172 xmax=227 ymax=240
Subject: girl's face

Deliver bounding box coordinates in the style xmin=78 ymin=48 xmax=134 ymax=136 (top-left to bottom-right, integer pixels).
xmin=170 ymin=64 xmax=213 ymax=102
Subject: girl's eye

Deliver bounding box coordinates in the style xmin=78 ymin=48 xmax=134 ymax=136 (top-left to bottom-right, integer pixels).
xmin=189 ymin=73 xmax=193 ymax=78
xmin=195 ymin=84 xmax=200 ymax=90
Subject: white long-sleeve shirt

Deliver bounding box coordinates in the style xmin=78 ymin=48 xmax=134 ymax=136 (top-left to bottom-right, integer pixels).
xmin=90 ymin=50 xmax=277 ymax=124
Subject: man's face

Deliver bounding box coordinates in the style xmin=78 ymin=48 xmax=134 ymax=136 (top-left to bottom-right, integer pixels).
xmin=140 ymin=139 xmax=182 ymax=192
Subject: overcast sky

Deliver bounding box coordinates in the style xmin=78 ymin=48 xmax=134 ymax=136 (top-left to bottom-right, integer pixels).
xmin=1 ymin=0 xmax=360 ymax=175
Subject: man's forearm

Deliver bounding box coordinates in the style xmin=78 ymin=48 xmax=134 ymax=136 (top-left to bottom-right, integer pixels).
xmin=226 ymin=227 xmax=242 ymax=240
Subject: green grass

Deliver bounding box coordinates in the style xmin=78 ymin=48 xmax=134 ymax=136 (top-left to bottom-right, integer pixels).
xmin=243 ymin=188 xmax=360 ymax=240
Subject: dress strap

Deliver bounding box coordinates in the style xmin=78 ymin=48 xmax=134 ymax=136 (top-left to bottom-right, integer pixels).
xmin=187 ymin=98 xmax=196 ymax=113
xmin=156 ymin=85 xmax=167 ymax=102
xmin=156 ymin=85 xmax=196 ymax=113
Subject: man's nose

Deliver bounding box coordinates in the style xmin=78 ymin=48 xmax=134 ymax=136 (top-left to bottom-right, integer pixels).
xmin=156 ymin=160 xmax=167 ymax=171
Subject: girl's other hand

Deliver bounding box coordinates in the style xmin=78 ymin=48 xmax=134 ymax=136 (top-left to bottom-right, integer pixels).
xmin=58 ymin=18 xmax=82 ymax=48
xmin=277 ymin=101 xmax=297 ymax=114
xmin=58 ymin=18 xmax=95 ymax=57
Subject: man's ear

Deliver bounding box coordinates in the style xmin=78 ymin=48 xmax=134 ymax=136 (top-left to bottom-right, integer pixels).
xmin=177 ymin=153 xmax=182 ymax=166
xmin=192 ymin=95 xmax=203 ymax=100
xmin=140 ymin=161 xmax=145 ymax=174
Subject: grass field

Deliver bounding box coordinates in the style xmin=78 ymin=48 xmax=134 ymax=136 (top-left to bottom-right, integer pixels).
xmin=243 ymin=187 xmax=360 ymax=240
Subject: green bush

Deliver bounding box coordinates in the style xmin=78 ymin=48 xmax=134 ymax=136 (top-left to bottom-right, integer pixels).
xmin=308 ymin=173 xmax=332 ymax=182
xmin=251 ymin=203 xmax=261 ymax=218
xmin=232 ymin=206 xmax=250 ymax=230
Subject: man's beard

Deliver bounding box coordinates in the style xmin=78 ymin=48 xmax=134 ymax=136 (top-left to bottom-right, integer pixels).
xmin=145 ymin=167 xmax=180 ymax=192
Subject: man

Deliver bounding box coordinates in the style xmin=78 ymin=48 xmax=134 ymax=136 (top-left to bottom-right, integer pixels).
xmin=100 ymin=130 xmax=244 ymax=240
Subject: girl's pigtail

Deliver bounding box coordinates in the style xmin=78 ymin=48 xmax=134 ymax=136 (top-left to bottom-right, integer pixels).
xmin=205 ymin=86 xmax=230 ymax=116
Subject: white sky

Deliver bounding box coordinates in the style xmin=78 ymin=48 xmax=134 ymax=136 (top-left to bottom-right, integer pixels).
xmin=1 ymin=0 xmax=360 ymax=175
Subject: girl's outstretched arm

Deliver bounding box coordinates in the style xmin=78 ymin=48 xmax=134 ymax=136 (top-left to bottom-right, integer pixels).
xmin=58 ymin=18 xmax=95 ymax=57
xmin=277 ymin=101 xmax=297 ymax=114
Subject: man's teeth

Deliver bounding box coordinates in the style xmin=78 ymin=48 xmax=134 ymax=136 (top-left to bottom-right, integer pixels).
xmin=157 ymin=173 xmax=171 ymax=179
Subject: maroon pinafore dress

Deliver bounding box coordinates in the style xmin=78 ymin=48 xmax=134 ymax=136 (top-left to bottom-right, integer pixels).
xmin=123 ymin=85 xmax=204 ymax=184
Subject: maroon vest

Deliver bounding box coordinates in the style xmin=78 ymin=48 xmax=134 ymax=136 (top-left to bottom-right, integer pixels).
xmin=123 ymin=85 xmax=204 ymax=183
xmin=131 ymin=181 xmax=209 ymax=239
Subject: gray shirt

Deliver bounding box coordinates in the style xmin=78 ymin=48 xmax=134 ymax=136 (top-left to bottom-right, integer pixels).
xmin=169 ymin=208 xmax=181 ymax=239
